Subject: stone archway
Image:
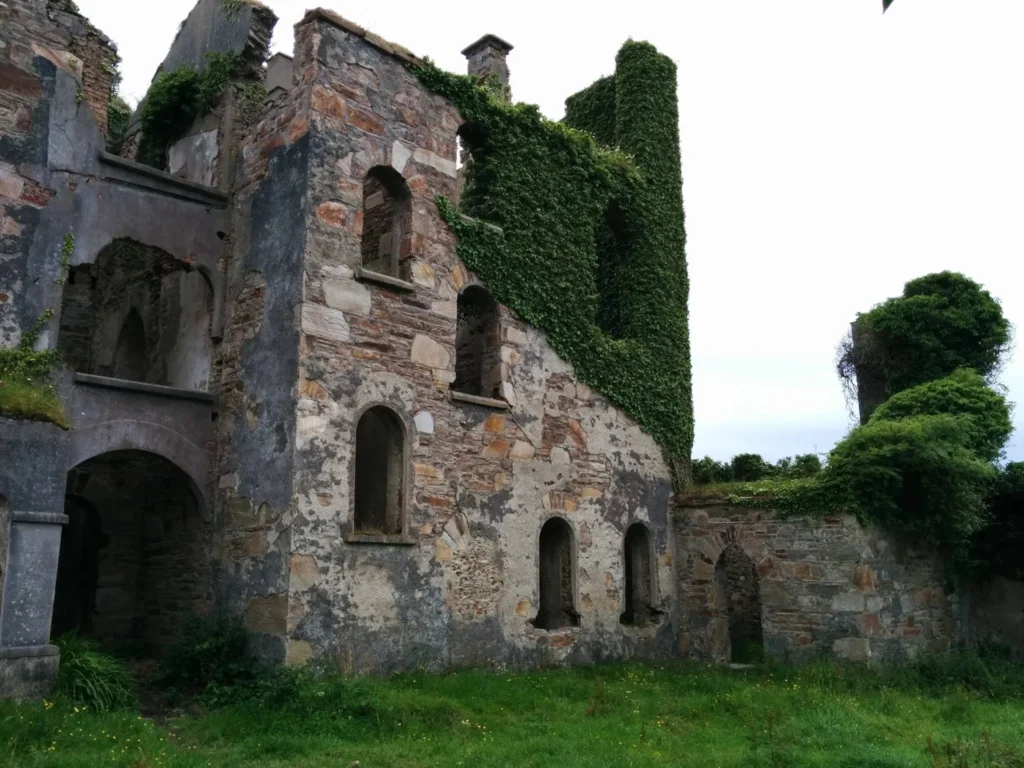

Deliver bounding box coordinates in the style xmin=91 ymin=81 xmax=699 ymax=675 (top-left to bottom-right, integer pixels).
xmin=51 ymin=450 xmax=211 ymax=654
xmin=712 ymin=543 xmax=764 ymax=663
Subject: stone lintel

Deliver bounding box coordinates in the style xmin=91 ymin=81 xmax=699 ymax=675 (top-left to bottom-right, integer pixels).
xmin=98 ymin=152 xmax=229 ymax=208
xmin=450 ymin=391 xmax=510 ymax=410
xmin=73 ymin=372 xmax=217 ymax=404
xmin=344 ymin=534 xmax=417 ymax=546
xmin=461 ymin=34 xmax=514 ymax=58
xmin=356 ymin=267 xmax=417 ymax=293
xmin=11 ymin=512 xmax=69 ymax=526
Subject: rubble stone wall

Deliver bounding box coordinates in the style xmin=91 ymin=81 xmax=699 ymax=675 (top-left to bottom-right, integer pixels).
xmin=675 ymin=503 xmax=956 ymax=663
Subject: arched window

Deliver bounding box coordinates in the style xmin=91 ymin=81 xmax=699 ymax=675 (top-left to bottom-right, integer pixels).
xmin=453 ymin=286 xmax=501 ymax=399
xmin=113 ymin=309 xmax=147 ymax=382
xmin=531 ymin=518 xmax=580 ymax=630
xmin=621 ymin=523 xmax=658 ymax=626
xmin=353 ymin=406 xmax=406 ymax=535
xmin=361 ymin=166 xmax=412 ymax=277
xmin=56 ymin=238 xmax=213 ymax=391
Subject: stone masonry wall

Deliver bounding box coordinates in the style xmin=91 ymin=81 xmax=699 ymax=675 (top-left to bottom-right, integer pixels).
xmin=274 ymin=13 xmax=676 ymax=672
xmin=675 ymin=503 xmax=956 ymax=663
xmin=209 ymin=16 xmax=317 ymax=662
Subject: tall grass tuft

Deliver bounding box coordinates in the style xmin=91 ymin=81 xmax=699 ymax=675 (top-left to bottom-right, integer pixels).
xmin=55 ymin=633 xmax=137 ymax=711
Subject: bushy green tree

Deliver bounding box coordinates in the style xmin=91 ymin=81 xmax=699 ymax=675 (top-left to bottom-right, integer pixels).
xmin=972 ymin=463 xmax=1024 ymax=578
xmin=851 ymin=272 xmax=1011 ymax=399
xmin=817 ymin=415 xmax=997 ymax=559
xmin=870 ymin=369 xmax=1013 ymax=462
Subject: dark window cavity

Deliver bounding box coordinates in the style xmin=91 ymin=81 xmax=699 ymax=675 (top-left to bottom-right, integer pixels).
xmin=621 ymin=523 xmax=660 ymax=626
xmin=353 ymin=406 xmax=406 ymax=535
xmin=453 ymin=286 xmax=501 ymax=399
xmin=361 ymin=166 xmax=412 ymax=277
xmin=531 ymin=517 xmax=580 ymax=630
xmin=713 ymin=543 xmax=764 ymax=663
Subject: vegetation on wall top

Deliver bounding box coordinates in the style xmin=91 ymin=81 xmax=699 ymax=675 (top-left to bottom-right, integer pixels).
xmin=704 ymin=272 xmax=1014 ymax=566
xmin=137 ymin=52 xmax=243 ymax=170
xmin=0 ymin=311 xmax=68 ymax=429
xmin=412 ymin=41 xmax=693 ymax=487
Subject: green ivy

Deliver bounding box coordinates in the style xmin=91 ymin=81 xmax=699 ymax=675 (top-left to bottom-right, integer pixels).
xmin=841 ymin=272 xmax=1011 ymax=405
xmin=56 ymin=233 xmax=74 ymax=285
xmin=870 ymin=368 xmax=1012 ymax=463
xmin=138 ymin=52 xmax=243 ymax=169
xmin=412 ymin=41 xmax=693 ymax=487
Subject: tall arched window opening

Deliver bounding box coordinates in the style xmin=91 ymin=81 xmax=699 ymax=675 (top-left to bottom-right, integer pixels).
xmin=353 ymin=406 xmax=406 ymax=535
xmin=361 ymin=166 xmax=412 ymax=277
xmin=453 ymin=286 xmax=501 ymax=399
xmin=621 ymin=523 xmax=659 ymax=626
xmin=113 ymin=308 xmax=147 ymax=381
xmin=531 ymin=518 xmax=580 ymax=630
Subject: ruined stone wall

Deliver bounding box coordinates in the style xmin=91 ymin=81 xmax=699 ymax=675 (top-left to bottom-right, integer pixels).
xmin=675 ymin=503 xmax=956 ymax=663
xmin=209 ymin=17 xmax=316 ymax=662
xmin=0 ymin=0 xmax=114 ymax=345
xmin=273 ymin=13 xmax=676 ymax=672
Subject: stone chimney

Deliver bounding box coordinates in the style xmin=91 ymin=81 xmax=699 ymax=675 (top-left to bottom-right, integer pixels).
xmin=461 ymin=34 xmax=513 ymax=102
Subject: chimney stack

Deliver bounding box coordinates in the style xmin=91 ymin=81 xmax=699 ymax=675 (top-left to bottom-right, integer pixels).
xmin=461 ymin=34 xmax=514 ymax=102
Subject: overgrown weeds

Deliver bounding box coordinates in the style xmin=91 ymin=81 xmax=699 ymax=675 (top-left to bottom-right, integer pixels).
xmin=54 ymin=633 xmax=137 ymax=711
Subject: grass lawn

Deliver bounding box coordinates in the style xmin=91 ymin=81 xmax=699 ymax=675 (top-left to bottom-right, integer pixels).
xmin=2 ymin=661 xmax=1023 ymax=767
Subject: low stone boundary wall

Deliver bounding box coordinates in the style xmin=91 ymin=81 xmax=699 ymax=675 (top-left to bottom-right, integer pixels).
xmin=673 ymin=503 xmax=956 ymax=663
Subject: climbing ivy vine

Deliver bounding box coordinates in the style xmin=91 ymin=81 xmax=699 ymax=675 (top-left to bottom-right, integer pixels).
xmin=412 ymin=41 xmax=693 ymax=487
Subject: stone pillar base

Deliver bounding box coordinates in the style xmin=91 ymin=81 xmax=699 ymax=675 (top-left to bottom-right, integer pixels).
xmin=0 ymin=645 xmax=59 ymax=700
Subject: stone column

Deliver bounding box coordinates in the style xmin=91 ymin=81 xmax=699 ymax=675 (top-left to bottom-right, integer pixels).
xmin=0 ymin=417 xmax=71 ymax=700
xmin=461 ymin=34 xmax=514 ymax=102
xmin=0 ymin=511 xmax=66 ymax=699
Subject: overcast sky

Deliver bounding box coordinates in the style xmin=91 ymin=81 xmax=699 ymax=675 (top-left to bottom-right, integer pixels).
xmin=78 ymin=0 xmax=1024 ymax=463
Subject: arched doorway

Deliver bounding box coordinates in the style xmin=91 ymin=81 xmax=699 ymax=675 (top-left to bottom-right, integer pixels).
xmin=51 ymin=451 xmax=210 ymax=655
xmin=712 ymin=543 xmax=764 ymax=663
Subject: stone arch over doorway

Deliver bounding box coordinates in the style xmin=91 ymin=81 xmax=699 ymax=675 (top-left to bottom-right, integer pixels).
xmin=69 ymin=421 xmax=209 ymax=507
xmin=52 ymin=450 xmax=211 ymax=653
xmin=681 ymin=525 xmax=771 ymax=663
xmin=713 ymin=543 xmax=764 ymax=663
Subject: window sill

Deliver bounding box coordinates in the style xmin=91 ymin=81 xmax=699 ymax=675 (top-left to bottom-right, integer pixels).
xmin=356 ymin=267 xmax=416 ymax=292
xmin=449 ymin=391 xmax=510 ymax=410
xmin=345 ymin=533 xmax=417 ymax=546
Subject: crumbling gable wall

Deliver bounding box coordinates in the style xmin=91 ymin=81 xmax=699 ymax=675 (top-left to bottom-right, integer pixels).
xmin=260 ymin=11 xmax=678 ymax=672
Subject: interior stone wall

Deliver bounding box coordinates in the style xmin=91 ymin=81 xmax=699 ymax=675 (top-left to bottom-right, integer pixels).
xmin=57 ymin=242 xmax=213 ymax=391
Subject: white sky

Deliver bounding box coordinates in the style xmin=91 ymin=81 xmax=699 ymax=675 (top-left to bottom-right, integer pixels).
xmin=77 ymin=0 xmax=1024 ymax=463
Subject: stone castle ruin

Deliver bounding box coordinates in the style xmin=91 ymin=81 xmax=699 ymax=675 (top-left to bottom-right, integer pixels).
xmin=0 ymin=0 xmax=1006 ymax=698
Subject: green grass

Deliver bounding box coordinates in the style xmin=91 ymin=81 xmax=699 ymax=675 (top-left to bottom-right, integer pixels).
xmin=3 ymin=661 xmax=1024 ymax=767
xmin=0 ymin=378 xmax=69 ymax=428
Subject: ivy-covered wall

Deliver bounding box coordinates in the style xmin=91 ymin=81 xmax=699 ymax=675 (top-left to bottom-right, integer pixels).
xmin=413 ymin=41 xmax=693 ymax=486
